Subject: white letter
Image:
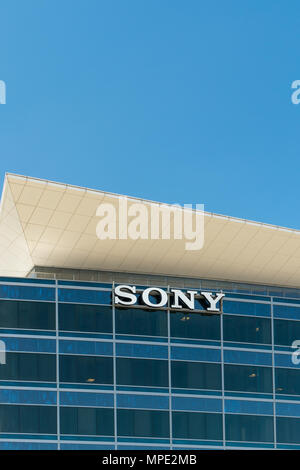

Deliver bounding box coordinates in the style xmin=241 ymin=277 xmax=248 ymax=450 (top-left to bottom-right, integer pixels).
xmin=96 ymin=203 xmax=116 ymax=239
xmin=142 ymin=288 xmax=168 ymax=308
xmin=171 ymin=289 xmax=197 ymax=309
xmin=128 ymin=203 xmax=148 ymax=240
xmin=150 ymin=204 xmax=182 ymax=240
xmin=201 ymin=292 xmax=225 ymax=312
xmin=292 ymin=340 xmax=300 ymax=365
xmin=184 ymin=204 xmax=204 ymax=251
xmin=118 ymin=197 xmax=128 ymax=239
xmin=0 ymin=81 xmax=6 ymax=105
xmin=114 ymin=285 xmax=137 ymax=305
xmin=0 ymin=340 xmax=6 ymax=365
xmin=291 ymin=80 xmax=300 ymax=104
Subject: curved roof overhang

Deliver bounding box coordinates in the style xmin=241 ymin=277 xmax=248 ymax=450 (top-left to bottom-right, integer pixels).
xmin=0 ymin=173 xmax=300 ymax=288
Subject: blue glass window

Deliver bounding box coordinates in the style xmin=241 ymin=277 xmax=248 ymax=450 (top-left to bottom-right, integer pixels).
xmin=59 ymin=303 xmax=112 ymax=333
xmin=0 ymin=337 xmax=55 ymax=354
xmin=116 ymin=343 xmax=167 ymax=360
xmin=60 ymin=392 xmax=114 ymax=408
xmin=225 ymin=399 xmax=273 ymax=415
xmin=275 ymin=353 xmax=298 ymax=368
xmin=276 ymin=402 xmax=300 ymax=417
xmin=172 ymin=411 xmax=222 ymax=440
xmin=225 ymin=414 xmax=274 ymax=442
xmin=223 ymin=315 xmax=271 ymax=344
xmin=116 ymin=358 xmax=168 ymax=388
xmin=60 ymin=406 xmax=114 ymax=436
xmin=171 ymin=361 xmax=221 ymax=390
xmin=115 ymin=308 xmax=167 ymax=337
xmin=0 ymin=285 xmax=55 ymax=302
xmin=59 ymin=339 xmax=113 ymax=356
xmin=60 ymin=354 xmax=113 ymax=385
xmin=172 ymin=397 xmax=222 ymax=413
xmin=274 ymin=305 xmax=300 ymax=320
xmin=277 ymin=417 xmax=300 ymax=444
xmin=58 ymin=289 xmax=111 ymax=305
xmin=0 ymin=300 xmax=55 ymax=330
xmin=224 ymin=364 xmax=272 ymax=393
xmin=171 ymin=346 xmax=220 ymax=363
xmin=117 ymin=409 xmax=169 ymax=438
xmin=0 ymin=404 xmax=56 ymax=434
xmin=274 ymin=319 xmax=300 ymax=346
xmin=223 ymin=301 xmax=270 ymax=317
xmin=117 ymin=394 xmax=169 ymax=410
xmin=0 ymin=352 xmax=56 ymax=382
xmin=170 ymin=312 xmax=220 ymax=340
xmin=0 ymin=442 xmax=57 ymax=450
xmin=224 ymin=350 xmax=272 ymax=366
xmin=0 ymin=389 xmax=56 ymax=405
xmin=275 ymin=368 xmax=300 ymax=396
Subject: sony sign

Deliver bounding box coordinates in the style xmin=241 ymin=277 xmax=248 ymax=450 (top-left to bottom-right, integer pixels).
xmin=114 ymin=285 xmax=225 ymax=313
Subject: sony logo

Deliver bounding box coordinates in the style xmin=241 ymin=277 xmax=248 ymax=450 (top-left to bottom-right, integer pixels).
xmin=114 ymin=285 xmax=225 ymax=312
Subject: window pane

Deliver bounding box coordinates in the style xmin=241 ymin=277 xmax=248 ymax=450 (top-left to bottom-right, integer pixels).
xmin=117 ymin=409 xmax=169 ymax=438
xmin=226 ymin=414 xmax=274 ymax=442
xmin=223 ymin=315 xmax=271 ymax=344
xmin=172 ymin=411 xmax=222 ymax=440
xmin=273 ymin=305 xmax=300 ymax=320
xmin=0 ymin=352 xmax=56 ymax=382
xmin=274 ymin=319 xmax=300 ymax=346
xmin=171 ymin=361 xmax=221 ymax=390
xmin=59 ymin=303 xmax=112 ymax=333
xmin=116 ymin=358 xmax=168 ymax=388
xmin=0 ymin=300 xmax=55 ymax=330
xmin=58 ymin=289 xmax=111 ymax=304
xmin=0 ymin=404 xmax=56 ymax=434
xmin=224 ymin=364 xmax=272 ymax=393
xmin=0 ymin=285 xmax=55 ymax=302
xmin=115 ymin=308 xmax=167 ymax=337
xmin=277 ymin=417 xmax=300 ymax=443
xmin=60 ymin=355 xmax=113 ymax=384
xmin=275 ymin=368 xmax=300 ymax=396
xmin=60 ymin=407 xmax=114 ymax=436
xmin=223 ymin=301 xmax=270 ymax=317
xmin=170 ymin=312 xmax=220 ymax=340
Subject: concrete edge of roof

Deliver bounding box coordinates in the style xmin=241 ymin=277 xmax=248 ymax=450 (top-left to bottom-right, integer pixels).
xmin=4 ymin=172 xmax=300 ymax=236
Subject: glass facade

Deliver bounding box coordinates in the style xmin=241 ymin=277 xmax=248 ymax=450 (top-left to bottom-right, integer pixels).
xmin=0 ymin=275 xmax=300 ymax=450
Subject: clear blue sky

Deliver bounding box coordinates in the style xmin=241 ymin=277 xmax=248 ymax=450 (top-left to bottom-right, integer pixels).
xmin=0 ymin=1 xmax=299 ymax=228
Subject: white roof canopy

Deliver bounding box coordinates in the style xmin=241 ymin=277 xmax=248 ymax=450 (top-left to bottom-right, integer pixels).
xmin=1 ymin=173 xmax=300 ymax=288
